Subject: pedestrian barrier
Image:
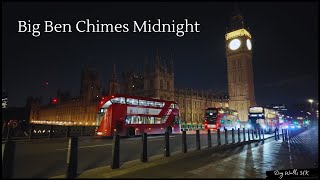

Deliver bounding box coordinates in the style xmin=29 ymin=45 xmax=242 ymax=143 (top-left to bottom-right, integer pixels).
xmin=2 ymin=125 xmax=309 ymax=178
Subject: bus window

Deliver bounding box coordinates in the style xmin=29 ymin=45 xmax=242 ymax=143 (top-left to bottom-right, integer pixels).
xmin=139 ymin=100 xmax=147 ymax=106
xmin=100 ymin=108 xmax=105 ymax=113
xmin=174 ymin=116 xmax=180 ymax=124
xmin=125 ymin=116 xmax=132 ymax=124
xmin=143 ymin=116 xmax=155 ymax=124
xmin=161 ymin=116 xmax=168 ymax=123
xmin=147 ymin=101 xmax=155 ymax=107
xmin=155 ymin=102 xmax=164 ymax=107
xmin=111 ymin=97 xmax=123 ymax=104
xmin=155 ymin=117 xmax=162 ymax=124
xmin=127 ymin=98 xmax=139 ymax=105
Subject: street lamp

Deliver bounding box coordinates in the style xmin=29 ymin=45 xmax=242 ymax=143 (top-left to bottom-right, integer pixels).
xmin=308 ymin=99 xmax=314 ymax=111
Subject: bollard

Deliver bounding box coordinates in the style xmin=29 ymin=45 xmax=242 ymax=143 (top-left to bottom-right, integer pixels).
xmin=225 ymin=128 xmax=228 ymax=144
xmin=207 ymin=129 xmax=212 ymax=148
xmin=29 ymin=125 xmax=34 ymax=140
xmin=251 ymin=129 xmax=254 ymax=140
xmin=274 ymin=129 xmax=277 ymax=140
xmin=141 ymin=133 xmax=148 ymax=162
xmin=248 ymin=128 xmax=250 ymax=141
xmin=217 ymin=129 xmax=221 ymax=146
xmin=164 ymin=131 xmax=170 ymax=157
xmin=258 ymin=128 xmax=261 ymax=140
xmin=81 ymin=126 xmax=85 ymax=136
xmin=255 ymin=129 xmax=258 ymax=138
xmin=238 ymin=128 xmax=241 ymax=143
xmin=111 ymin=134 xmax=120 ymax=169
xmin=182 ymin=130 xmax=187 ymax=153
xmin=232 ymin=128 xmax=235 ymax=143
xmin=66 ymin=137 xmax=78 ymax=178
xmin=282 ymin=129 xmax=285 ymax=141
xmin=277 ymin=128 xmax=280 ymax=140
xmin=49 ymin=125 xmax=54 ymax=139
xmin=66 ymin=126 xmax=71 ymax=138
xmin=196 ymin=130 xmax=200 ymax=150
xmin=2 ymin=140 xmax=16 ymax=178
xmin=262 ymin=128 xmax=265 ymax=140
xmin=284 ymin=129 xmax=288 ymax=141
xmin=6 ymin=126 xmax=11 ymax=140
xmin=243 ymin=128 xmax=246 ymax=142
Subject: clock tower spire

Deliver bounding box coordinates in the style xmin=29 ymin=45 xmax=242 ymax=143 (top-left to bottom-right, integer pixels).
xmin=225 ymin=6 xmax=256 ymax=122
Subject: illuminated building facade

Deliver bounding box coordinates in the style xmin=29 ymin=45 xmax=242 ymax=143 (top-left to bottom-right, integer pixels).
xmin=30 ymin=67 xmax=101 ymax=126
xmin=108 ymin=53 xmax=228 ymax=124
xmin=30 ymin=54 xmax=228 ymax=126
xmin=225 ymin=9 xmax=256 ymax=121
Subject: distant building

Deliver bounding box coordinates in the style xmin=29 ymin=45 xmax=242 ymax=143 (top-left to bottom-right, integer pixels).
xmin=29 ymin=67 xmax=102 ymax=126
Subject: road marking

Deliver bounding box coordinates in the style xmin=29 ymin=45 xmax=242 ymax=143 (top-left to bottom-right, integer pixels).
xmin=56 ymin=144 xmax=112 ymax=151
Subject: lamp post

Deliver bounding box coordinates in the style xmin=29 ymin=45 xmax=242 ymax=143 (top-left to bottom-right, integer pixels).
xmin=308 ymin=99 xmax=314 ymax=123
xmin=308 ymin=99 xmax=314 ymax=111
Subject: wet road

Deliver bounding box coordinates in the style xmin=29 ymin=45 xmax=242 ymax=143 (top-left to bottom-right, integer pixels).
xmin=5 ymin=129 xmax=269 ymax=178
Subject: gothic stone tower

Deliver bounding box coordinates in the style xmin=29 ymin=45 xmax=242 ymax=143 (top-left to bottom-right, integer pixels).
xmin=225 ymin=9 xmax=256 ymax=121
xmin=143 ymin=51 xmax=174 ymax=101
xmin=108 ymin=64 xmax=120 ymax=95
xmin=80 ymin=66 xmax=102 ymax=102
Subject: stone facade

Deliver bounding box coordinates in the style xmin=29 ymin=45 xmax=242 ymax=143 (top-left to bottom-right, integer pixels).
xmin=30 ymin=67 xmax=101 ymax=126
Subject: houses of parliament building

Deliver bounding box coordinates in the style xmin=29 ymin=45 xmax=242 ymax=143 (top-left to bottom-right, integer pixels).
xmin=29 ymin=54 xmax=229 ymax=126
xmin=30 ymin=9 xmax=256 ymax=126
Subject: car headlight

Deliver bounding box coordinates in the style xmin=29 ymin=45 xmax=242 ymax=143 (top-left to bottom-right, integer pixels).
xmin=261 ymin=125 xmax=266 ymax=129
xmin=246 ymin=124 xmax=251 ymax=128
xmin=285 ymin=126 xmax=288 ymax=129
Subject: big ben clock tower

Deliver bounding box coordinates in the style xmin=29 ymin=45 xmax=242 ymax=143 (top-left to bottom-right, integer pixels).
xmin=225 ymin=8 xmax=256 ymax=122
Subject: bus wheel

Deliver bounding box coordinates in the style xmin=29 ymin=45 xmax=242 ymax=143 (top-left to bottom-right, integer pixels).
xmin=127 ymin=127 xmax=135 ymax=137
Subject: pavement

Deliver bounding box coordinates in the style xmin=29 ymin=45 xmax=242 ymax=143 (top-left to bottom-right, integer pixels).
xmin=50 ymin=126 xmax=318 ymax=178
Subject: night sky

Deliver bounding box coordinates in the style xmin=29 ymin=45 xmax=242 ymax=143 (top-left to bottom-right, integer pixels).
xmin=2 ymin=2 xmax=318 ymax=108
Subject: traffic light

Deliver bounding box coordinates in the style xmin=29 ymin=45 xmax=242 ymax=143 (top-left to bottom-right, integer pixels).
xmin=51 ymin=98 xmax=58 ymax=104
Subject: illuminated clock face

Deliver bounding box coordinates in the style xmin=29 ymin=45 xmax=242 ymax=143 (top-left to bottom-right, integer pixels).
xmin=229 ymin=39 xmax=241 ymax=50
xmin=246 ymin=39 xmax=252 ymax=50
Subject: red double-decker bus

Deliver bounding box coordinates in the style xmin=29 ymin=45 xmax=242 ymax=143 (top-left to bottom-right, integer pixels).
xmin=204 ymin=107 xmax=240 ymax=131
xmin=96 ymin=94 xmax=181 ymax=137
